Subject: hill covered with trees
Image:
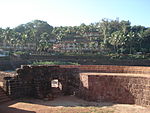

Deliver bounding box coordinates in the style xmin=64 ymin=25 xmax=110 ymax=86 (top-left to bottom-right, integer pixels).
xmin=0 ymin=19 xmax=150 ymax=56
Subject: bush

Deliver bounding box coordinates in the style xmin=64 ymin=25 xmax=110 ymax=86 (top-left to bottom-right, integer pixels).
xmin=32 ymin=61 xmax=80 ymax=65
xmin=13 ymin=51 xmax=26 ymax=55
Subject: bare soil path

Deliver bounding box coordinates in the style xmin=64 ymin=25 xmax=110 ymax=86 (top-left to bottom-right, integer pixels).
xmin=0 ymin=96 xmax=150 ymax=113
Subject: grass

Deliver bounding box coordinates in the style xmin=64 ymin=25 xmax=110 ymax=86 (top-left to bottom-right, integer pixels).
xmin=31 ymin=61 xmax=80 ymax=65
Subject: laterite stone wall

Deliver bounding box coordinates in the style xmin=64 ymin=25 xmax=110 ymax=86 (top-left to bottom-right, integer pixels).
xmin=78 ymin=73 xmax=150 ymax=106
xmin=1 ymin=65 xmax=150 ymax=106
xmin=61 ymin=65 xmax=150 ymax=106
xmin=3 ymin=65 xmax=80 ymax=99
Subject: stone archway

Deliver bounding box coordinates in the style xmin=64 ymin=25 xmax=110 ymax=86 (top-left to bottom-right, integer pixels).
xmin=51 ymin=79 xmax=62 ymax=90
xmin=50 ymin=79 xmax=62 ymax=96
xmin=3 ymin=65 xmax=80 ymax=99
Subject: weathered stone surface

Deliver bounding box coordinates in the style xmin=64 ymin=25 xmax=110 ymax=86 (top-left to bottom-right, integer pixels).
xmin=1 ymin=65 xmax=150 ymax=107
xmin=3 ymin=65 xmax=79 ymax=99
xmin=79 ymin=73 xmax=150 ymax=107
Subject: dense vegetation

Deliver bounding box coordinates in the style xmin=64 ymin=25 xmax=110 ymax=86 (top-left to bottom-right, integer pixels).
xmin=0 ymin=19 xmax=150 ymax=55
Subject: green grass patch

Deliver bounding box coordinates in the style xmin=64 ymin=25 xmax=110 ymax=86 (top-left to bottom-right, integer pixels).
xmin=32 ymin=61 xmax=80 ymax=65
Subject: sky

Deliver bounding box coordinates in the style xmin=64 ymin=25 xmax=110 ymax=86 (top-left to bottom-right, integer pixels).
xmin=0 ymin=0 xmax=150 ymax=28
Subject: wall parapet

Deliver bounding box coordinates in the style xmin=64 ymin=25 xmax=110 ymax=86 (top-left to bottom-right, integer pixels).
xmin=60 ymin=65 xmax=150 ymax=74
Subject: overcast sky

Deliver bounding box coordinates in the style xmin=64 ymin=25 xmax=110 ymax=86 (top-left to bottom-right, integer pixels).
xmin=0 ymin=0 xmax=150 ymax=28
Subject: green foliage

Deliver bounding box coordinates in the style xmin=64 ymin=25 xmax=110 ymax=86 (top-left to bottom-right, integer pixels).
xmin=108 ymin=53 xmax=148 ymax=59
xmin=32 ymin=61 xmax=80 ymax=65
xmin=1 ymin=18 xmax=150 ymax=58
xmin=13 ymin=51 xmax=26 ymax=55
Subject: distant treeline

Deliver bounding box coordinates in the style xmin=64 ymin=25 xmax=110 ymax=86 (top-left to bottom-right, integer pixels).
xmin=0 ymin=19 xmax=150 ymax=54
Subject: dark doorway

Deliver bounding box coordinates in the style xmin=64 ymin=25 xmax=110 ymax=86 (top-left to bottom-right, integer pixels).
xmin=50 ymin=79 xmax=62 ymax=96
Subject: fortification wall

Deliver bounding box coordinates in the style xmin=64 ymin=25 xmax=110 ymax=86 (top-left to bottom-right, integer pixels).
xmin=1 ymin=54 xmax=150 ymax=70
xmin=3 ymin=65 xmax=79 ymax=99
xmin=1 ymin=65 xmax=150 ymax=107
xmin=79 ymin=73 xmax=150 ymax=106
xmin=0 ymin=60 xmax=12 ymax=71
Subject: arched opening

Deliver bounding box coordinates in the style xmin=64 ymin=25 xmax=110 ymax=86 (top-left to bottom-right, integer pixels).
xmin=50 ymin=79 xmax=62 ymax=96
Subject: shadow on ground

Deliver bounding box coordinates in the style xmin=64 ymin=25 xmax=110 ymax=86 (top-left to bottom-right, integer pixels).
xmin=0 ymin=96 xmax=114 ymax=113
xmin=1 ymin=96 xmax=150 ymax=113
xmin=16 ymin=95 xmax=114 ymax=107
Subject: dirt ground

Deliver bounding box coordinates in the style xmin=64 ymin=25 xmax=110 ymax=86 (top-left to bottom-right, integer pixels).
xmin=0 ymin=96 xmax=150 ymax=113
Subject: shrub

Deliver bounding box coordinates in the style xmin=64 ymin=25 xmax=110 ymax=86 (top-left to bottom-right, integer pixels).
xmin=32 ymin=61 xmax=80 ymax=65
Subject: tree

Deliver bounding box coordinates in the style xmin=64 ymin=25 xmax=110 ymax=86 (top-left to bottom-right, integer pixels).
xmin=38 ymin=32 xmax=53 ymax=52
xmin=109 ymin=31 xmax=126 ymax=53
xmin=120 ymin=20 xmax=131 ymax=34
xmin=142 ymin=28 xmax=150 ymax=53
xmin=2 ymin=27 xmax=15 ymax=49
xmin=96 ymin=18 xmax=122 ymax=51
